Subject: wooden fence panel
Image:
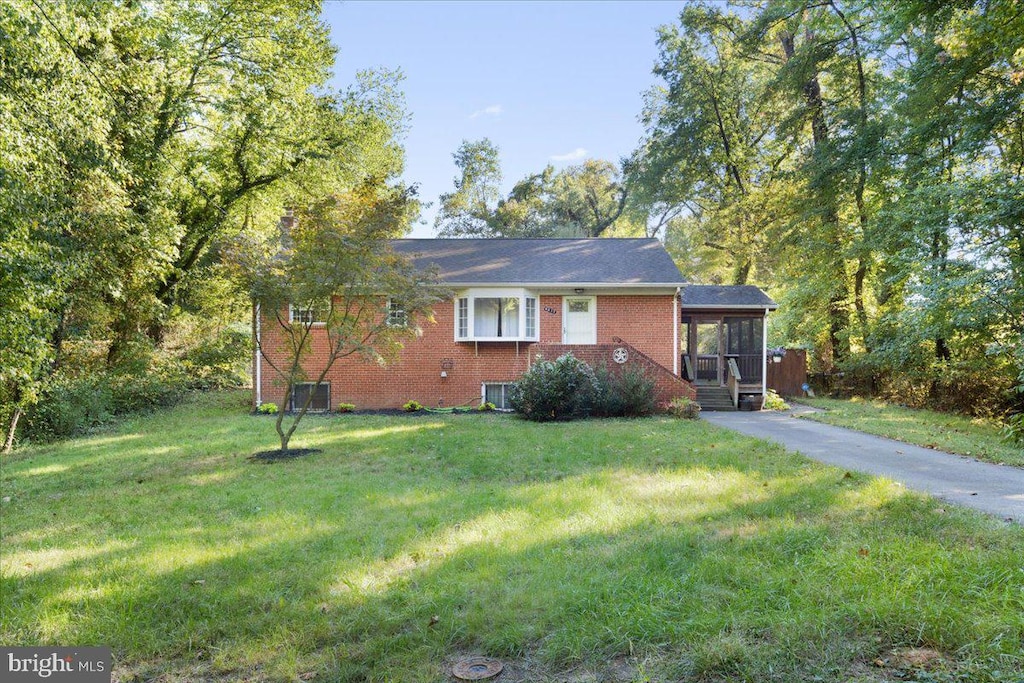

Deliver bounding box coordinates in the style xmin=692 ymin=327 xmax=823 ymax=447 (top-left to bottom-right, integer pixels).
xmin=767 ymin=349 xmax=807 ymax=397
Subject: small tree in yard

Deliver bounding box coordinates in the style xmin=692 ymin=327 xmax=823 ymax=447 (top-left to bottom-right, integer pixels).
xmin=232 ymin=181 xmax=443 ymax=455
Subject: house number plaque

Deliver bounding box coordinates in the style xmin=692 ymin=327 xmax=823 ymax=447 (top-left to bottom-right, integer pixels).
xmin=543 ymin=306 xmax=557 ymax=314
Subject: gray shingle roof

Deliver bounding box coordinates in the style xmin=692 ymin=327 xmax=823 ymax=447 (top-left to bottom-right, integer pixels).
xmin=391 ymin=238 xmax=686 ymax=286
xmin=680 ymin=285 xmax=777 ymax=310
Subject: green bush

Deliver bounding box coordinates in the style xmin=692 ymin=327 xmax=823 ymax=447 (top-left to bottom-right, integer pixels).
xmin=591 ymin=364 xmax=626 ymax=417
xmin=402 ymin=400 xmax=423 ymax=412
xmin=21 ymin=366 xmax=187 ymax=443
xmin=477 ymin=402 xmax=496 ymax=412
xmin=666 ymin=396 xmax=701 ymax=419
xmin=613 ymin=365 xmax=657 ymax=417
xmin=257 ymin=402 xmax=279 ymax=415
xmin=336 ymin=403 xmax=356 ymax=413
xmin=23 ymin=374 xmax=113 ymax=442
xmin=591 ymin=363 xmax=656 ymax=418
xmin=179 ymin=327 xmax=251 ymax=390
xmin=509 ymin=353 xmax=598 ymax=422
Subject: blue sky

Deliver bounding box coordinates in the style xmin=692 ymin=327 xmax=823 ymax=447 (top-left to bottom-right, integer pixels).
xmin=323 ymin=1 xmax=688 ymax=236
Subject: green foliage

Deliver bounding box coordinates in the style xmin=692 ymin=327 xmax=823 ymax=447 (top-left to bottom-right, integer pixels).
xmin=257 ymin=403 xmax=279 ymax=415
xmin=402 ymin=400 xmax=423 ymax=413
xmin=477 ymin=402 xmax=496 ymax=412
xmin=436 ymin=140 xmax=633 ymax=238
xmin=666 ymin=396 xmax=701 ymax=420
xmin=592 ymin=364 xmax=658 ymax=418
xmin=509 ymin=353 xmax=598 ymax=422
xmin=22 ymin=367 xmax=187 ymax=444
xmin=232 ymin=187 xmax=446 ymax=454
xmin=177 ymin=326 xmax=251 ymax=391
xmin=763 ymin=390 xmax=790 ymax=411
xmin=336 ymin=403 xmax=356 ymax=413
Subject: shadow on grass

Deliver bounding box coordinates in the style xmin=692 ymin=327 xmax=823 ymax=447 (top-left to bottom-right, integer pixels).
xmin=3 ymin=407 xmax=1024 ymax=681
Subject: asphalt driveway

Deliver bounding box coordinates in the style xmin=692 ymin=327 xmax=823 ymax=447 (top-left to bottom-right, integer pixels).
xmin=702 ymin=407 xmax=1024 ymax=523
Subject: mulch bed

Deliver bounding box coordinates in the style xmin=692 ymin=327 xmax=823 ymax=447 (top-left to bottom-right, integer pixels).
xmin=248 ymin=448 xmax=322 ymax=462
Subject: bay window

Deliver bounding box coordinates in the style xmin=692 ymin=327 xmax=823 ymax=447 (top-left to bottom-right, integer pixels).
xmin=455 ymin=289 xmax=538 ymax=341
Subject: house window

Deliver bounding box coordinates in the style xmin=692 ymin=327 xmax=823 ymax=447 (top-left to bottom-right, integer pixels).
xmin=457 ymin=297 xmax=469 ymax=338
xmin=475 ymin=297 xmax=520 ymax=337
xmin=483 ymin=383 xmax=512 ymax=410
xmin=290 ymin=382 xmax=330 ymax=412
xmin=289 ymin=301 xmax=329 ymax=325
xmin=525 ymin=297 xmax=536 ymax=338
xmin=455 ymin=289 xmax=539 ymax=341
xmin=387 ymin=298 xmax=407 ymax=327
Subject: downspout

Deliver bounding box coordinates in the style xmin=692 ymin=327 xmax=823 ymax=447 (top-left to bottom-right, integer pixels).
xmin=673 ymin=287 xmax=680 ymax=375
xmin=762 ymin=308 xmax=769 ymax=400
xmin=254 ymin=302 xmax=262 ymax=408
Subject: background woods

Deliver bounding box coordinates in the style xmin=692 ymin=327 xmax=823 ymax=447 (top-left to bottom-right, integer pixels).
xmin=3 ymin=0 xmax=1023 ymax=448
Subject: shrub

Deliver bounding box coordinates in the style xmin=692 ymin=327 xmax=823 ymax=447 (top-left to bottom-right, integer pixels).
xmin=178 ymin=326 xmax=251 ymax=390
xmin=590 ymin=363 xmax=657 ymax=418
xmin=20 ymin=363 xmax=189 ymax=444
xmin=591 ymin=364 xmax=626 ymax=417
xmin=336 ymin=403 xmax=356 ymax=413
xmin=509 ymin=353 xmax=598 ymax=422
xmin=403 ymin=400 xmax=423 ymax=412
xmin=477 ymin=402 xmax=496 ymax=411
xmin=762 ymin=389 xmax=790 ymax=411
xmin=613 ymin=365 xmax=657 ymax=417
xmin=667 ymin=396 xmax=701 ymax=419
xmin=257 ymin=402 xmax=278 ymax=415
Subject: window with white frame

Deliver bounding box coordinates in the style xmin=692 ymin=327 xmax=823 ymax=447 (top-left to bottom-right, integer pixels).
xmin=483 ymin=383 xmax=513 ymax=410
xmin=387 ymin=298 xmax=407 ymax=327
xmin=289 ymin=300 xmax=330 ymax=325
xmin=455 ymin=289 xmax=538 ymax=341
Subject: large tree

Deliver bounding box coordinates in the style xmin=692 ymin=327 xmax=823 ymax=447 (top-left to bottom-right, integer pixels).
xmin=437 ymin=139 xmax=631 ymax=238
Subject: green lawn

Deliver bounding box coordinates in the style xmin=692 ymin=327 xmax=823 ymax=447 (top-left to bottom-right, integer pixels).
xmin=796 ymin=396 xmax=1023 ymax=467
xmin=2 ymin=392 xmax=1023 ymax=682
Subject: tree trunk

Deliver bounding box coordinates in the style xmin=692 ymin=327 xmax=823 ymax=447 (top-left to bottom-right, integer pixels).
xmin=782 ymin=28 xmax=851 ymax=366
xmin=4 ymin=406 xmax=22 ymax=454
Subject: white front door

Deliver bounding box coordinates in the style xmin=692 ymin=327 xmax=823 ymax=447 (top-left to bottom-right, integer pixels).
xmin=563 ymin=296 xmax=596 ymax=344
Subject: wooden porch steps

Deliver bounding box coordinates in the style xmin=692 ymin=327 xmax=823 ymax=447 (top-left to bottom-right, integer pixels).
xmin=696 ymin=386 xmax=736 ymax=411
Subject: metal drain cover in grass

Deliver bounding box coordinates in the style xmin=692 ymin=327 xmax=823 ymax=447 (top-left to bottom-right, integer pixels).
xmin=451 ymin=656 xmax=503 ymax=680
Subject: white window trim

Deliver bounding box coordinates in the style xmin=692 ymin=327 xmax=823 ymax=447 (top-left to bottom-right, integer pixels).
xmin=386 ymin=297 xmax=408 ymax=327
xmin=455 ymin=288 xmax=539 ymax=342
xmin=288 ymin=301 xmax=329 ymax=326
xmin=481 ymin=382 xmax=514 ymax=410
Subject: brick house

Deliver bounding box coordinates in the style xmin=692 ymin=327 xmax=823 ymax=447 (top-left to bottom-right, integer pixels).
xmin=253 ymin=238 xmax=776 ymax=411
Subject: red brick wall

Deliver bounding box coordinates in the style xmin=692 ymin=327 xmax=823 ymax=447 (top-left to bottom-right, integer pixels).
xmin=256 ymin=293 xmax=688 ymax=410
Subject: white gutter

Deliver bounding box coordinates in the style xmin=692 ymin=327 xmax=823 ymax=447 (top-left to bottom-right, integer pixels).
xmin=673 ymin=287 xmax=680 ymax=375
xmin=762 ymin=308 xmax=769 ymax=400
xmin=254 ymin=302 xmax=262 ymax=407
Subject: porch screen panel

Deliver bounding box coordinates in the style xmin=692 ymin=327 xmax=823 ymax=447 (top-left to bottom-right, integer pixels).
xmin=725 ymin=317 xmax=763 ymax=382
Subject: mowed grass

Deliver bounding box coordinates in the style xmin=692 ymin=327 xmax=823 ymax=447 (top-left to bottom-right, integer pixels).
xmin=2 ymin=392 xmax=1023 ymax=682
xmin=797 ymin=396 xmax=1024 ymax=467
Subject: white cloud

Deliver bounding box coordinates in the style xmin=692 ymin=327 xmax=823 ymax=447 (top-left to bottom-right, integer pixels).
xmin=550 ymin=147 xmax=588 ymax=162
xmin=469 ymin=104 xmax=503 ymax=119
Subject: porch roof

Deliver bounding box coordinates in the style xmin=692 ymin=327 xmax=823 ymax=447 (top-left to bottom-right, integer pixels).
xmin=681 ymin=285 xmax=778 ymax=311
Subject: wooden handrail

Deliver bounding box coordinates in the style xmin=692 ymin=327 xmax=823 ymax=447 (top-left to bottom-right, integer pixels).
xmin=726 ymin=358 xmax=741 ymax=409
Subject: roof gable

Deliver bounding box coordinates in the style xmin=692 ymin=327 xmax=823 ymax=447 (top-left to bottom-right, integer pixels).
xmin=391 ymin=238 xmax=686 ymax=286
